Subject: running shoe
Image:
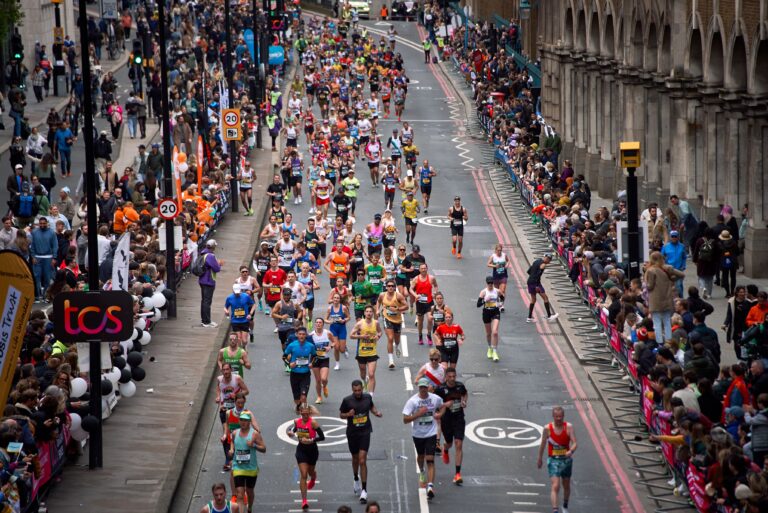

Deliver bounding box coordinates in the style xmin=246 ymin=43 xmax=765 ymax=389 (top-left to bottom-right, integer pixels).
xmin=359 ymin=489 xmax=368 ymax=504
xmin=427 ymin=484 xmax=435 ymax=499
xmin=284 ymin=364 xmax=291 ymax=373
xmin=492 ymin=349 xmax=500 ymax=362
xmin=265 ymin=308 xmax=271 ymax=315
xmin=258 ymin=301 xmax=263 ymax=312
xmin=273 ymin=327 xmax=278 ymax=333
xmin=344 ymin=350 xmax=350 ymax=359
xmin=451 ymin=247 xmax=456 ymax=255
xmin=389 ymin=362 xmax=395 ymax=369
xmin=315 ymin=397 xmax=323 ymax=404
xmin=418 ymin=337 xmax=424 ymax=346
xmin=409 ymin=306 xmax=414 ymax=315
xmin=486 ymin=347 xmax=493 ymax=359
xmin=562 ymin=507 xmax=569 ymax=513
xmin=457 ymin=253 xmax=462 ymax=259
xmin=500 ymin=305 xmax=505 ymax=312
xmin=442 ymin=448 xmax=449 ymax=464
xmin=526 ymin=317 xmax=534 ymax=323
xmin=395 ymin=346 xmax=401 ymax=357
xmin=309 ymin=207 xmax=315 ymax=214
xmin=308 ymin=476 xmax=316 ymax=490
xmin=424 ymin=208 xmax=428 ymax=214
xmin=301 ymin=499 xmax=309 ymax=510
xmin=334 ymin=362 xmax=340 ymax=370
xmin=548 ymin=313 xmax=560 ymax=321
xmin=414 ymin=317 xmax=418 ymax=326
xmin=453 ymin=472 xmax=463 ymax=485
xmin=249 ymin=208 xmax=254 ymax=215
xmin=323 ymin=385 xmax=329 ymax=398
xmin=363 ymin=381 xmax=368 ymax=392
xmin=353 ymin=479 xmax=362 ymax=495
xmin=244 ymin=210 xmax=250 ymax=216
xmin=419 ymin=470 xmax=426 ymax=484
xmin=201 ymin=322 xmax=219 ymax=328
xmin=427 ymin=337 xmax=433 ymax=346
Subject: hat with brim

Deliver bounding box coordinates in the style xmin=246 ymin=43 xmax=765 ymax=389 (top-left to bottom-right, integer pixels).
xmin=417 ymin=377 xmax=431 ymax=388
xmin=719 ymin=230 xmax=732 ymax=241
xmin=239 ymin=412 xmax=252 ymax=421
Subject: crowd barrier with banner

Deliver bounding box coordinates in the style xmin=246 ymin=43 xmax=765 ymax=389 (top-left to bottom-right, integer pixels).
xmin=472 ymin=97 xmax=733 ymax=512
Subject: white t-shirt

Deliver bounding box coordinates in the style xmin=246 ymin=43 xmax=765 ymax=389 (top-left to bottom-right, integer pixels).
xmin=358 ymin=119 xmax=372 ymax=137
xmin=402 ymin=392 xmax=443 ymax=438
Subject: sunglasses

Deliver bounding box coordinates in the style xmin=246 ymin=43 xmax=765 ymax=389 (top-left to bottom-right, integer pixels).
xmin=430 ymin=358 xmax=439 ymax=361
xmin=386 ymin=284 xmax=395 ymax=288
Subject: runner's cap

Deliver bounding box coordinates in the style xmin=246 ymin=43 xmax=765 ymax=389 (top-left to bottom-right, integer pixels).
xmin=417 ymin=377 xmax=431 ymax=388
xmin=233 ymin=284 xmax=241 ymax=293
xmin=239 ymin=412 xmax=252 ymax=420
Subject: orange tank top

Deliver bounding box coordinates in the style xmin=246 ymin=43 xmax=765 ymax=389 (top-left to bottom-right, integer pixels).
xmin=331 ymin=253 xmax=349 ymax=278
xmin=547 ymin=422 xmax=570 ymax=457
xmin=412 ymin=275 xmax=433 ymax=303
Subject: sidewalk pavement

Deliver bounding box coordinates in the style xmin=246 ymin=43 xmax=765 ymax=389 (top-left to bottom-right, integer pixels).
xmin=43 ymin=66 xmax=295 ymax=513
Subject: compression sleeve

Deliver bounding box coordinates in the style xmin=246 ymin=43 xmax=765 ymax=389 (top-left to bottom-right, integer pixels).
xmin=314 ymin=426 xmax=326 ymax=442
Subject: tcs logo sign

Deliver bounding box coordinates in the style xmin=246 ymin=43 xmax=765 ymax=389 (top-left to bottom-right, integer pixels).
xmin=53 ymin=291 xmax=134 ymax=343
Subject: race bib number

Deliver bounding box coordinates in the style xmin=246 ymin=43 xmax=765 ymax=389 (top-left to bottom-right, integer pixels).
xmin=484 ymin=301 xmax=497 ymax=309
xmin=316 ymin=348 xmax=326 ymax=357
xmin=234 ymin=308 xmax=246 ymax=317
xmin=369 ymin=277 xmax=380 ymax=284
xmin=269 ymin=286 xmax=281 ymax=294
xmin=418 ymin=294 xmax=428 ymax=303
xmin=418 ymin=414 xmax=433 ymax=425
xmin=235 ymin=450 xmax=251 ymax=463
xmin=551 ymin=446 xmax=568 ymax=457
xmin=295 ymin=357 xmax=309 ymax=366
xmin=223 ymin=401 xmax=235 ymax=409
xmin=352 ymin=413 xmax=368 ymax=426
xmin=444 ymin=338 xmax=456 ymax=348
xmin=422 ymin=178 xmax=430 ymax=184
xmin=449 ymin=401 xmax=462 ymax=412
xmin=335 ymin=264 xmax=345 ymax=272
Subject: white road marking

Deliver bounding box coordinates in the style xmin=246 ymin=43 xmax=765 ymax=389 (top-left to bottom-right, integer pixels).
xmin=404 ymin=367 xmax=414 ymax=391
xmin=521 ymin=482 xmax=547 ymax=487
xmin=290 ymin=489 xmax=323 ymax=493
xmin=288 ymin=509 xmax=322 ymax=512
xmin=418 ymin=488 xmax=430 ymax=513
xmin=401 ymin=333 xmax=409 ymax=357
xmin=294 ymin=499 xmax=319 ymax=502
xmin=506 ymin=492 xmax=539 ymax=496
xmin=511 ymin=502 xmax=538 ymax=506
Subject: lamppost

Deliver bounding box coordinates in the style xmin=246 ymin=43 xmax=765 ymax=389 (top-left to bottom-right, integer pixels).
xmin=52 ymin=0 xmax=66 ymax=96
xmin=620 ymin=141 xmax=642 ymax=280
xmin=224 ymin=0 xmax=240 ymax=212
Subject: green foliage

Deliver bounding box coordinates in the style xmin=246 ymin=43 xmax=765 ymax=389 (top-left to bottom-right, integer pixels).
xmin=0 ymin=0 xmax=24 ymax=42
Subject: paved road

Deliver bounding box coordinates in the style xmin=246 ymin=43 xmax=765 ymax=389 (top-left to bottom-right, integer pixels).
xmin=180 ymin=20 xmax=646 ymax=513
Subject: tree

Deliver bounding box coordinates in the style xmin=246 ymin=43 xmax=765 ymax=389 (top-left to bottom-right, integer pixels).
xmin=0 ymin=0 xmax=23 ymax=42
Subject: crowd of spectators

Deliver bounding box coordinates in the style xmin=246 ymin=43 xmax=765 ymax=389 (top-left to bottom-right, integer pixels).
xmin=446 ymin=11 xmax=768 ymax=512
xmin=0 ymin=0 xmax=299 ymax=510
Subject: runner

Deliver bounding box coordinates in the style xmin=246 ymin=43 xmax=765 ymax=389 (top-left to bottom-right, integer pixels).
xmin=527 ymin=253 xmax=559 ymax=323
xmin=487 ymin=244 xmax=510 ymax=311
xmin=433 ymin=309 xmax=464 ymax=369
xmin=262 ymin=256 xmax=287 ymax=317
xmin=238 ymin=161 xmax=255 ymax=216
xmin=387 ymin=129 xmax=402 ymax=171
xmin=235 ymin=266 xmax=261 ymax=340
xmin=200 ymin=483 xmax=239 ymax=513
xmin=410 ymin=263 xmax=438 ymax=346
xmin=434 ymin=368 xmax=468 ymax=484
xmin=401 ymin=189 xmax=420 ymax=245
xmin=228 ymin=411 xmax=266 ymax=513
xmin=477 ymin=276 xmax=502 ymax=361
xmin=382 ymin=166 xmax=399 ymax=211
xmin=283 ymin=327 xmax=316 ymax=411
xmin=376 ymin=278 xmax=408 ymax=368
xmin=326 ymin=292 xmax=351 ymax=370
xmin=402 ymin=377 xmax=446 ymax=500
xmin=218 ymin=334 xmax=252 ymax=379
xmin=399 ymin=244 xmax=426 ymax=314
xmin=259 ymin=214 xmax=281 ymax=252
xmin=448 ymin=196 xmax=468 ymax=259
xmin=287 ymin=403 xmax=326 ymax=511
xmin=312 ymin=171 xmax=333 ymax=218
xmin=224 ymin=284 xmax=255 ymax=347
xmin=348 ymin=234 xmax=368 ymax=279
xmin=418 ymin=160 xmax=437 ymax=214
xmin=272 ymin=288 xmax=304 ymax=355
xmin=221 ymin=393 xmax=261 ymax=499
xmin=276 ymin=230 xmax=297 ymax=274
xmin=340 ymin=168 xmax=361 ymax=217
xmin=310 ymin=318 xmax=336 ymax=404
xmin=537 ymin=406 xmax=577 ymax=513
xmin=413 ymin=349 xmax=446 ymax=389
xmin=216 ymin=363 xmax=249 ymax=453
xmin=285 ymin=271 xmax=308 ymax=310
xmin=364 ymin=135 xmax=382 ymax=186
xmin=297 ymin=262 xmax=320 ymax=328
xmin=339 ymin=379 xmax=383 ymax=504
xmin=252 ymin=243 xmax=273 ymax=312
xmin=364 ymin=214 xmax=385 ymax=256
xmin=428 ymin=291 xmax=448 ymax=338
xmin=365 ymin=252 xmax=386 ymax=299
xmin=381 ymin=214 xmax=398 ymax=250
xmin=288 ymin=149 xmax=304 ymax=205
xmin=324 ymin=242 xmax=350 ymax=288
xmin=301 ymin=217 xmax=324 ymax=266
xmin=350 ymin=305 xmax=382 ymax=396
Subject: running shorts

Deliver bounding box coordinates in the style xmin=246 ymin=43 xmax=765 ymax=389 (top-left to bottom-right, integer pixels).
xmin=231 ymin=323 xmax=250 ymax=333
xmin=416 ymin=300 xmax=433 ymax=316
xmin=438 ymin=346 xmax=459 ymax=364
xmin=450 ymin=224 xmax=464 ymax=237
xmin=527 ymin=283 xmax=545 ymax=295
xmin=412 ymin=435 xmax=437 ymax=456
xmin=441 ymin=415 xmax=465 ymax=443
xmin=384 ymin=318 xmax=402 ymax=333
xmin=233 ymin=475 xmax=258 ymax=488
xmin=547 ymin=457 xmax=573 ymax=478
xmin=289 ymin=371 xmax=311 ymax=400
xmin=482 ymin=309 xmax=501 ymax=324
xmin=347 ymin=431 xmax=371 ymax=454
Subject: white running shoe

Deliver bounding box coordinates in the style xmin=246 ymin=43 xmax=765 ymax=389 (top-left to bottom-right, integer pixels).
xmin=547 ymin=313 xmax=560 ymax=322
xmin=353 ymin=479 xmax=362 ymax=495
xmin=359 ymin=489 xmax=368 ymax=504
xmin=526 ymin=317 xmax=534 ymax=323
xmin=309 ymin=207 xmax=316 ymax=214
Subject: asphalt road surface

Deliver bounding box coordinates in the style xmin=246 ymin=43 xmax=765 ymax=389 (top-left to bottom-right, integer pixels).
xmin=181 ymin=19 xmax=645 ymax=513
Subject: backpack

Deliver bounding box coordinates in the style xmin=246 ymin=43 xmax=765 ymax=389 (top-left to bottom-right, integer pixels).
xmin=17 ymin=193 xmax=36 ymax=217
xmin=111 ymin=109 xmax=122 ymax=124
xmin=723 ymin=250 xmax=734 ymax=269
xmin=698 ymin=239 xmax=714 ymax=263
xmin=190 ymin=252 xmax=208 ymax=277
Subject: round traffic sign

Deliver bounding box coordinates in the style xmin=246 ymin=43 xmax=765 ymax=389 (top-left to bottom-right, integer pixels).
xmin=276 ymin=415 xmax=349 ymax=447
xmin=465 ymin=418 xmax=543 ymax=449
xmin=418 ymin=216 xmax=452 ymax=228
xmin=158 ymin=198 xmax=180 ymax=220
xmin=223 ymin=110 xmax=240 ymax=127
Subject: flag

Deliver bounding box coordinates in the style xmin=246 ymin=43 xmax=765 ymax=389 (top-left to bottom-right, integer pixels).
xmin=197 ymin=135 xmax=204 ymax=187
xmin=0 ymin=251 xmax=35 ymax=403
xmin=111 ymin=233 xmax=131 ymax=291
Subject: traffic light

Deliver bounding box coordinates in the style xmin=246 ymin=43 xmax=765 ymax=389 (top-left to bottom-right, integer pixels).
xmin=11 ymin=32 xmax=23 ymax=61
xmin=267 ymin=0 xmax=284 ymax=31
xmin=132 ymin=39 xmax=143 ymax=65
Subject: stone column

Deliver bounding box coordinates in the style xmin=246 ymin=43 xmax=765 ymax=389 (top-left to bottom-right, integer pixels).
xmin=744 ymin=100 xmax=768 ymax=277
xmin=583 ymin=58 xmax=601 ymax=185
xmin=656 ymin=81 xmax=672 ymax=204
xmin=701 ymin=88 xmax=725 ymax=221
xmin=641 ymin=76 xmax=660 ymax=207
xmin=560 ymin=54 xmax=575 ymax=164
xmin=720 ymin=93 xmax=749 ymax=213
xmin=572 ymin=58 xmax=588 ymax=177
xmin=597 ymin=63 xmax=617 ymax=198
xmin=665 ymin=79 xmax=693 ymax=200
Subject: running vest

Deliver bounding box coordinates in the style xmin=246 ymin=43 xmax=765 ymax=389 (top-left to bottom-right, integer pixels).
xmin=367 ymin=224 xmax=383 ymax=247
xmin=547 ymin=422 xmax=571 ymax=458
xmin=330 ymin=252 xmax=349 ymax=278
xmin=431 ymin=305 xmax=446 ymax=328
xmin=412 ymin=275 xmax=433 ymax=304
xmin=357 ymin=320 xmax=378 ymax=357
xmin=218 ymin=376 xmax=241 ymax=410
xmin=483 ymin=288 xmax=501 ymax=310
xmin=491 ymin=253 xmax=508 ymax=277
xmin=419 ymin=166 xmax=432 ymax=186
xmin=304 ymin=229 xmax=319 ymax=253
xmin=232 ymin=428 xmax=259 ymax=476
xmin=328 ymin=303 xmax=346 ymax=324
xmin=207 ymin=500 xmax=232 ymax=513
xmin=294 ymin=417 xmax=317 ymax=441
xmin=278 ymin=302 xmax=298 ymax=331
xmin=450 ymin=205 xmax=465 ymax=226
xmin=221 ymin=347 xmax=245 ymax=377
xmin=277 ymin=240 xmax=295 ymax=268
xmin=310 ymin=329 xmax=331 ymax=358
xmin=297 ymin=273 xmax=314 ymax=300
xmin=382 ymin=293 xmax=402 ymax=323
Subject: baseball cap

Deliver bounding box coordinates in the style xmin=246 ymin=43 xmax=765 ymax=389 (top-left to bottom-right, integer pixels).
xmin=61 ymin=186 xmax=71 ymax=194
xmin=726 ymin=406 xmax=745 ymax=418
xmin=232 ymin=284 xmax=241 ymax=293
xmin=374 ymin=213 xmax=382 ymax=219
xmin=406 ymin=170 xmax=413 ymax=177
xmin=417 ymin=377 xmax=431 ymax=388
xmin=239 ymin=411 xmax=252 ymax=420
xmin=14 ymin=164 xmax=23 ymax=170
xmin=670 ymin=230 xmax=679 ymax=237
xmin=412 ymin=244 xmax=421 ymax=252
xmin=206 ymin=239 xmax=218 ymax=247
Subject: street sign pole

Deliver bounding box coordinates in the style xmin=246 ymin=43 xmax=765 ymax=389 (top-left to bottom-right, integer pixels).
xmin=77 ymin=0 xmax=103 ymax=469
xmin=225 ymin=0 xmax=240 ymax=213
xmin=620 ymin=141 xmax=642 ymax=280
xmin=158 ymin=0 xmax=177 ymax=318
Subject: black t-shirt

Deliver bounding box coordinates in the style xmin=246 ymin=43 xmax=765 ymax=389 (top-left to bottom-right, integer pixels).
xmin=267 ymin=183 xmax=286 ymax=202
xmin=435 ymin=382 xmax=468 ymax=419
xmin=340 ymin=393 xmax=375 ymax=434
xmin=527 ymin=259 xmax=545 ymax=285
xmin=402 ymin=254 xmax=426 ymax=279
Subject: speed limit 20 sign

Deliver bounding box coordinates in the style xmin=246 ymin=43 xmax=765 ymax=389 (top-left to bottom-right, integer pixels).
xmin=158 ymin=198 xmax=180 ymax=220
xmin=222 ymin=108 xmax=241 ymax=142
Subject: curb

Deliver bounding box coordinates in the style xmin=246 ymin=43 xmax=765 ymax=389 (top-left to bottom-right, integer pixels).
xmin=163 ymin=62 xmax=299 ymax=513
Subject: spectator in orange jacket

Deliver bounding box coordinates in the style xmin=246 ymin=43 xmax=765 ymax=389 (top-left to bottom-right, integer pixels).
xmin=746 ymin=291 xmax=768 ymax=327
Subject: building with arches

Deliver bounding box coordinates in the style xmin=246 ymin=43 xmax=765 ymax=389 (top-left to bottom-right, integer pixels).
xmin=531 ymin=0 xmax=768 ymax=276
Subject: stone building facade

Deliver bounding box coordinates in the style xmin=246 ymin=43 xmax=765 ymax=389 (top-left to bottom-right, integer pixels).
xmin=532 ymin=0 xmax=768 ymax=276
xmin=17 ymin=0 xmax=77 ymax=84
